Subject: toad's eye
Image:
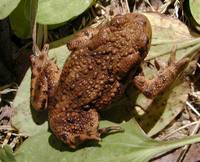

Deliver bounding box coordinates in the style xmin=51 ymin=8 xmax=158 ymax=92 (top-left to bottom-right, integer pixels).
xmin=84 ymin=31 xmax=90 ymax=37
xmin=84 ymin=30 xmax=93 ymax=39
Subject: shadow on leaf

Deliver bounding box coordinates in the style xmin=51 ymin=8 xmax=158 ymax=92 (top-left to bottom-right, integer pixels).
xmin=30 ymin=105 xmax=48 ymax=125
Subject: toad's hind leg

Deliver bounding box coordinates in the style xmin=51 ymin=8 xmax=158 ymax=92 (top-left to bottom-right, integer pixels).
xmin=49 ymin=107 xmax=123 ymax=149
xmin=49 ymin=108 xmax=101 ymax=149
xmin=133 ymin=49 xmax=189 ymax=98
xmin=30 ymin=44 xmax=61 ymax=111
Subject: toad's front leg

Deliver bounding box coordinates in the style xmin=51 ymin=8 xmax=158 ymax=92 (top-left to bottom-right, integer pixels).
xmin=30 ymin=44 xmax=61 ymax=111
xmin=133 ymin=51 xmax=189 ymax=98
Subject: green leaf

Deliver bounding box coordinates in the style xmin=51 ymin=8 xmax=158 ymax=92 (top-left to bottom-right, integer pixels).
xmin=0 ymin=145 xmax=15 ymax=162
xmin=9 ymin=0 xmax=32 ymax=38
xmin=0 ymin=0 xmax=20 ymax=19
xmin=11 ymin=120 xmax=200 ymax=162
xmin=9 ymin=0 xmax=94 ymax=38
xmin=189 ymin=0 xmax=200 ymax=25
xmin=36 ymin=0 xmax=94 ymax=24
xmin=12 ymin=45 xmax=70 ymax=136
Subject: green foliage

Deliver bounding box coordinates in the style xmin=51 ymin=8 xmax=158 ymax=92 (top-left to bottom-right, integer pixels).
xmin=0 ymin=145 xmax=15 ymax=162
xmin=0 ymin=0 xmax=20 ymax=19
xmin=37 ymin=0 xmax=94 ymax=24
xmin=3 ymin=120 xmax=200 ymax=162
xmin=189 ymin=0 xmax=200 ymax=25
xmin=10 ymin=12 xmax=200 ymax=162
xmin=8 ymin=0 xmax=93 ymax=38
xmin=9 ymin=0 xmax=32 ymax=38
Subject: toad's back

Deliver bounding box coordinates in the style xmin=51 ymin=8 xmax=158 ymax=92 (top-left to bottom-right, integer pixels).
xmin=50 ymin=13 xmax=152 ymax=112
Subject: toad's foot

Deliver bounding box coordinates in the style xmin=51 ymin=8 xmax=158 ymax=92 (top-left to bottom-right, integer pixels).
xmin=99 ymin=126 xmax=124 ymax=136
xmin=30 ymin=44 xmax=61 ymax=111
xmin=133 ymin=48 xmax=189 ymax=98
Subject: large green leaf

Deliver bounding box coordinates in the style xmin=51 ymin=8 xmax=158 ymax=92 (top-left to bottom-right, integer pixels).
xmin=9 ymin=0 xmax=32 ymax=38
xmin=0 ymin=145 xmax=15 ymax=162
xmin=189 ymin=0 xmax=200 ymax=25
xmin=9 ymin=0 xmax=94 ymax=38
xmin=1 ymin=120 xmax=200 ymax=162
xmin=0 ymin=0 xmax=20 ymax=19
xmin=37 ymin=0 xmax=94 ymax=24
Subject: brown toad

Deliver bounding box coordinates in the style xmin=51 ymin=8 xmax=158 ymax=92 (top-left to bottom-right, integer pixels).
xmin=30 ymin=13 xmax=188 ymax=149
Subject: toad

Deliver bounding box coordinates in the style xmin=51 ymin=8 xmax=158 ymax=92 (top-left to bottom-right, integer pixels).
xmin=30 ymin=13 xmax=189 ymax=149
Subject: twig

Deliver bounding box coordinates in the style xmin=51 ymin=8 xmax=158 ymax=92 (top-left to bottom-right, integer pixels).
xmin=177 ymin=123 xmax=200 ymax=162
xmin=186 ymin=101 xmax=200 ymax=117
xmin=0 ymin=125 xmax=15 ymax=131
xmin=31 ymin=0 xmax=40 ymax=55
xmin=2 ymin=132 xmax=11 ymax=147
xmin=161 ymin=120 xmax=200 ymax=140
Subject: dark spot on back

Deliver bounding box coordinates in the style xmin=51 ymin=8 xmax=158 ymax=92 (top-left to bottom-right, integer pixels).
xmin=37 ymin=67 xmax=42 ymax=72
